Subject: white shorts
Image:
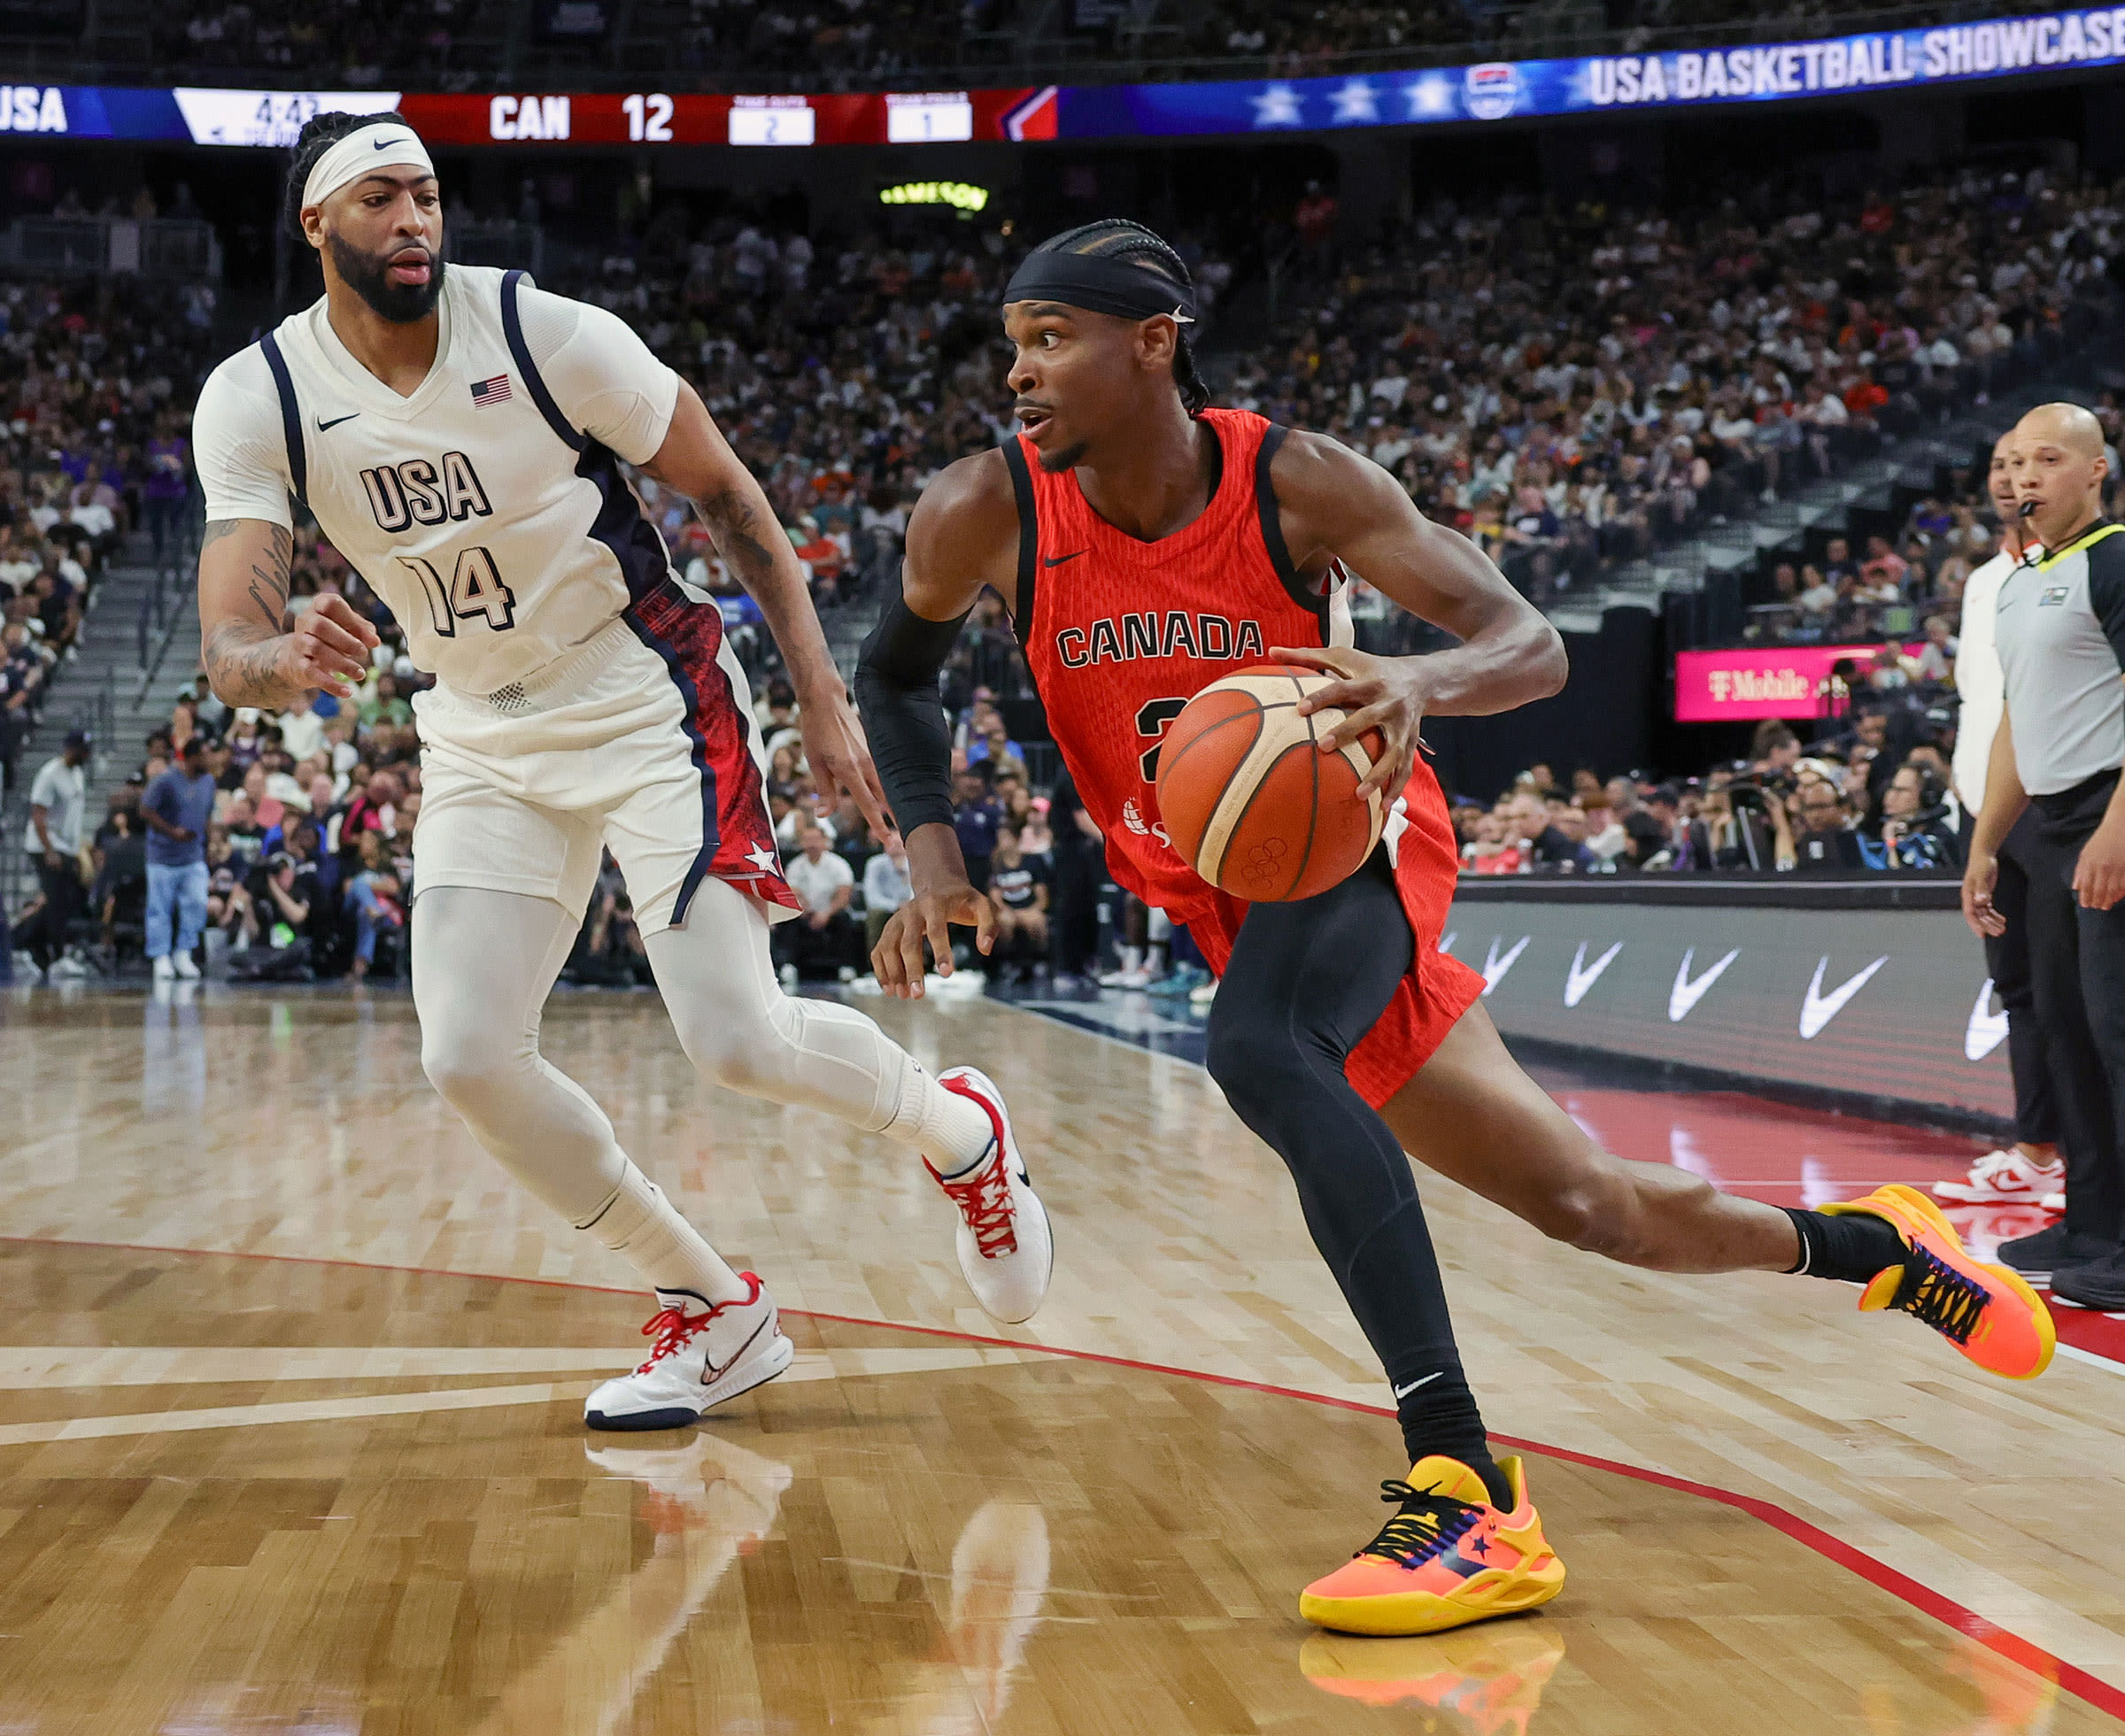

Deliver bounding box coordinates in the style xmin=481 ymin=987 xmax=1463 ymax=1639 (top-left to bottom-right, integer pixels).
xmin=410 ymin=583 xmax=799 ymax=936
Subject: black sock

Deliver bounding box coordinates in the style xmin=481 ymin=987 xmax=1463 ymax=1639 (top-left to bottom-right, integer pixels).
xmin=1783 ymin=1207 xmax=1908 ymax=1285
xmin=1390 ymin=1359 xmax=1514 ymax=1511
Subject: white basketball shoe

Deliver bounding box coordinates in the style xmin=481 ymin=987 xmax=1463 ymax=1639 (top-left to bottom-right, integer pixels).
xmin=929 ymin=1067 xmax=1054 ymax=1325
xmin=1933 ymin=1147 xmax=2066 ymax=1206
xmin=583 ymin=1272 xmax=795 ymax=1431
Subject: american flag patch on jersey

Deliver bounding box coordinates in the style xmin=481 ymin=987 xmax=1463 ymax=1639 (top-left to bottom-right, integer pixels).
xmin=470 ymin=374 xmax=513 ymax=407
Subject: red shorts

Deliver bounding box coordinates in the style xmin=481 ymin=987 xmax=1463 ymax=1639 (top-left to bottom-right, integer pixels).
xmin=1168 ymin=760 xmax=1484 ymax=1110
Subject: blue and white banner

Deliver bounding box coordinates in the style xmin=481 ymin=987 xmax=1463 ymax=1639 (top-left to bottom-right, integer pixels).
xmin=1058 ymin=8 xmax=2125 ymax=135
xmin=4 ymin=12 xmax=2123 ymax=150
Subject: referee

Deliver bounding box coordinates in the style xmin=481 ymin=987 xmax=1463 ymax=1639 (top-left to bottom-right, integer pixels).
xmin=1936 ymin=435 xmax=2065 ymax=1208
xmin=1965 ymin=401 xmax=2125 ymax=1308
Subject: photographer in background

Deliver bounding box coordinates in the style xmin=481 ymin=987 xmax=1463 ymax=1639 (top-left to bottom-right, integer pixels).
xmin=1789 ymin=777 xmax=1864 ymax=871
xmin=1702 ymin=777 xmax=1780 ymax=871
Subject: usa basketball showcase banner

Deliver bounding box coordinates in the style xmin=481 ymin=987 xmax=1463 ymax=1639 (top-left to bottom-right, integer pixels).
xmin=1065 ymin=9 xmax=2125 ymax=135
xmin=11 ymin=8 xmax=2125 ymax=145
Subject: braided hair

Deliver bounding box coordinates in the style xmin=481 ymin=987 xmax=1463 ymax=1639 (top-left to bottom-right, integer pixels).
xmin=282 ymin=111 xmax=398 ymax=240
xmin=1028 ymin=219 xmax=1210 ymax=416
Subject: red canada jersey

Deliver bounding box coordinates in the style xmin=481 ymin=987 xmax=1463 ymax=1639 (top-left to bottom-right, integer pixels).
xmin=1011 ymin=407 xmax=1342 ymax=918
xmin=1007 ymin=406 xmax=1483 ymax=1103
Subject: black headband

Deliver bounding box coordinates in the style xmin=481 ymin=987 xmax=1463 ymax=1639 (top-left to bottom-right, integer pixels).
xmin=1002 ymin=252 xmax=1197 ymax=325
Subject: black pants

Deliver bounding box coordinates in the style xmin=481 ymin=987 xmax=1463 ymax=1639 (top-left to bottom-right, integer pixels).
xmin=1047 ymin=841 xmax=1102 ymax=976
xmin=2026 ymin=774 xmax=2125 ymax=1243
xmin=25 ymin=852 xmax=83 ymax=968
xmin=772 ymin=910 xmax=860 ymax=979
xmin=1986 ymin=806 xmax=2059 ymax=1148
xmin=1205 ymin=847 xmax=1467 ymax=1401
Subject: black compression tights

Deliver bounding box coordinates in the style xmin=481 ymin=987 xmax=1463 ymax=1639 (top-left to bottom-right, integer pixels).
xmin=1205 ymin=848 xmax=1505 ymax=1504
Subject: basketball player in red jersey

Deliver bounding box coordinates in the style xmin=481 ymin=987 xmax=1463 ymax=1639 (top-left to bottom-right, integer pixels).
xmin=855 ymin=220 xmax=2053 ymax=1637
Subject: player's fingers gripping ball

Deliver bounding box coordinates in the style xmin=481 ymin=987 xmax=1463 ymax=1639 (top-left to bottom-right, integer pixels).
xmin=1155 ymin=663 xmax=1387 ymax=902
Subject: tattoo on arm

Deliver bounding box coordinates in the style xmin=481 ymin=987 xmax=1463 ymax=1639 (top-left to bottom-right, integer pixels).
xmin=201 ymin=523 xmax=297 ymax=705
xmin=202 ymin=620 xmax=293 ymax=707
xmin=243 ymin=524 xmax=294 ymax=632
xmin=696 ymin=487 xmax=780 ymax=582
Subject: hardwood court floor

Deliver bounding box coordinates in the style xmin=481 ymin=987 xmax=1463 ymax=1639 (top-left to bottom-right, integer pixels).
xmin=3 ymin=985 xmax=2123 ymax=1732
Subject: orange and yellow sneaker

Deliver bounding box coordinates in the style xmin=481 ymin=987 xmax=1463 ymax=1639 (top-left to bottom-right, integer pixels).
xmin=1297 ymin=1455 xmax=1565 ymax=1637
xmin=1822 ymin=1183 xmax=2055 ymax=1379
xmin=1300 ymin=1620 xmax=1566 ymax=1733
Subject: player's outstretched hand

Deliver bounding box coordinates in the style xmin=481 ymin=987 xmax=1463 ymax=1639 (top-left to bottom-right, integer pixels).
xmin=872 ymin=883 xmax=994 ymax=999
xmin=1275 ymin=643 xmax=1424 ymax=801
xmin=798 ymin=681 xmax=895 ymax=843
xmin=291 ymin=594 xmax=381 ymax=699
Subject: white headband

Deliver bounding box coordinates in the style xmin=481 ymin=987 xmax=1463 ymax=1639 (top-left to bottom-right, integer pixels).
xmin=302 ymin=121 xmax=435 ymax=213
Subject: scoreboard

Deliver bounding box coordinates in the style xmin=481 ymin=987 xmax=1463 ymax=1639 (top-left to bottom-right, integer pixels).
xmin=396 ymin=87 xmax=1053 ymax=146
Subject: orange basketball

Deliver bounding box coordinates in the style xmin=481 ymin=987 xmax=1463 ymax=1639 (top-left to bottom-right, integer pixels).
xmin=1154 ymin=663 xmax=1387 ymax=902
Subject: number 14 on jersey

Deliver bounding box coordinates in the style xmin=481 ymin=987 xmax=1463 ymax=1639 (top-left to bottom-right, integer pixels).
xmin=399 ymin=546 xmax=517 ymax=636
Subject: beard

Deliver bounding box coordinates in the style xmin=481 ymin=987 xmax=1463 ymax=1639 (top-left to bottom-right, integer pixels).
xmin=328 ymin=232 xmax=446 ymax=324
xmin=1036 ymin=439 xmax=1088 ymax=474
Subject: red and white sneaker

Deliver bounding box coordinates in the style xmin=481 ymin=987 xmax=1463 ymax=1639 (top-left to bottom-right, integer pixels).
xmin=583 ymin=1272 xmax=794 ymax=1431
xmin=1933 ymin=1147 xmax=2065 ymax=1205
xmin=929 ymin=1066 xmax=1054 ymax=1325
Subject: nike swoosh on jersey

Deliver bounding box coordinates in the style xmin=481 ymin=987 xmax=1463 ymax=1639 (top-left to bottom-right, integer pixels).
xmin=1965 ymin=976 xmax=2011 ymax=1060
xmin=1563 ymin=940 xmax=1622 ymax=1007
xmin=315 ymin=412 xmax=359 ymax=431
xmin=1668 ymin=945 xmax=1740 ymax=1022
xmin=1799 ymin=953 xmax=1889 ymax=1039
xmin=1044 ymin=549 xmax=1086 ymax=567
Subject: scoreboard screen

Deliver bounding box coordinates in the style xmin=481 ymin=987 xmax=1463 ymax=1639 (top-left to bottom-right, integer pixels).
xmin=395 ymin=88 xmax=1039 ymax=146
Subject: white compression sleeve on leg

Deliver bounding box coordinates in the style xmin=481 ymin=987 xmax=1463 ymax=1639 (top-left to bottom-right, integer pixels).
xmin=646 ymin=878 xmax=993 ymax=1172
xmin=576 ymin=1161 xmax=747 ymax=1306
xmin=412 ymin=884 xmax=746 ymax=1302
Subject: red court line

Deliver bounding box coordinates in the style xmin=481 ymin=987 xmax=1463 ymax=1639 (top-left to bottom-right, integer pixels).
xmin=2 ymin=1231 xmax=2119 ymax=1722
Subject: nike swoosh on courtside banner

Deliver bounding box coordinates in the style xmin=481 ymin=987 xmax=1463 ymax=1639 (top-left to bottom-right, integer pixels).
xmin=1564 ymin=940 xmax=1623 ymax=1008
xmin=1798 ymin=953 xmax=1889 ymax=1039
xmin=1668 ymin=945 xmax=1740 ymax=1022
xmin=1966 ymin=976 xmax=2011 ymax=1061
xmin=1391 ymin=1371 xmax=1443 ymax=1400
xmin=1480 ymin=936 xmax=1529 ymax=996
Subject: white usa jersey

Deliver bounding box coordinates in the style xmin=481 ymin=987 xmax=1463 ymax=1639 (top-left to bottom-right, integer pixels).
xmin=193 ymin=265 xmax=681 ymax=697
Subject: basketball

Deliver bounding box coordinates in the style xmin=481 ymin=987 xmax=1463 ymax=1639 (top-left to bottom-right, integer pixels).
xmin=1154 ymin=663 xmax=1387 ymax=902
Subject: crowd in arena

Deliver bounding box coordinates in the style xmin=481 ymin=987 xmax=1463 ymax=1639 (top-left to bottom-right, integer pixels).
xmin=0 ymin=276 xmax=211 ymax=795
xmin=1744 ymin=399 xmax=2125 ymax=649
xmin=1234 ymin=165 xmax=2120 ymax=613
xmin=1455 ymin=712 xmax=1969 ymax=880
xmin=138 ymin=0 xmax=1878 ymax=89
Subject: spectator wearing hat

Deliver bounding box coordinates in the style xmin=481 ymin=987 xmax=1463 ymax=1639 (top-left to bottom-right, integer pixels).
xmin=19 ymin=727 xmax=91 ymax=977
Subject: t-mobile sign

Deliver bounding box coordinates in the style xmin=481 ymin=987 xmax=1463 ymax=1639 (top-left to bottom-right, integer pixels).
xmin=1673 ymin=644 xmax=1920 ymax=721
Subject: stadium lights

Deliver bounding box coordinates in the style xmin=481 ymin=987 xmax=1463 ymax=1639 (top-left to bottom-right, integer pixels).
xmin=879 ymin=181 xmax=990 ymax=212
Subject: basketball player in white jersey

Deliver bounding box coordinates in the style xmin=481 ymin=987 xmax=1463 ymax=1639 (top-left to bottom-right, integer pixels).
xmin=189 ymin=112 xmax=1050 ymax=1430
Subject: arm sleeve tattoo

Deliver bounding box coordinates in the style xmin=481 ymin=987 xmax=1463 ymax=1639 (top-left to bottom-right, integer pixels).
xmin=201 ymin=521 xmax=298 ymax=707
